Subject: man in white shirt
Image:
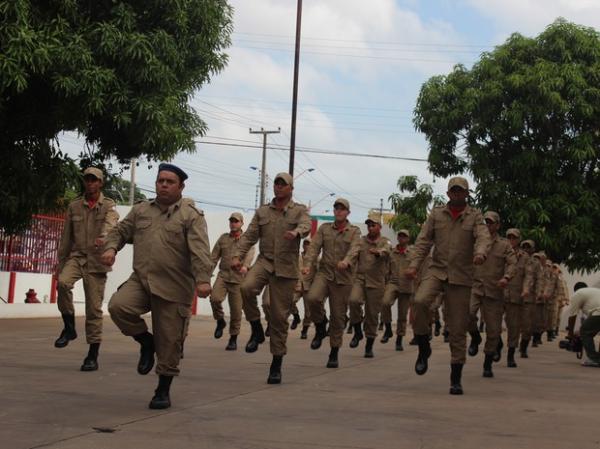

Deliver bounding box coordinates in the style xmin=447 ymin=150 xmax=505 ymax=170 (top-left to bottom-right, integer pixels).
xmin=566 ymin=282 xmax=600 ymax=366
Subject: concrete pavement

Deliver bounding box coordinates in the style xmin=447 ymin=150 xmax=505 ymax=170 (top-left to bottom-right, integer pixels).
xmin=1 ymin=317 xmax=598 ymax=449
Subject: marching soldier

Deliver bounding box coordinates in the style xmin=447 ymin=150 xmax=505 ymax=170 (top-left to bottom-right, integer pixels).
xmin=380 ymin=230 xmax=414 ymax=351
xmin=532 ymin=252 xmax=548 ymax=346
xmin=348 ymin=218 xmax=391 ymax=358
xmin=543 ymin=260 xmax=560 ymax=341
xmin=303 ymin=198 xmax=361 ymax=368
xmin=555 ymin=269 xmax=569 ymax=335
xmin=295 ymin=239 xmax=319 ymax=339
xmin=519 ymin=239 xmax=540 ymax=356
xmin=405 ymin=177 xmax=491 ymax=395
xmin=55 ymin=167 xmax=119 ymax=371
xmin=467 ymin=212 xmax=516 ymax=378
xmin=504 ymin=229 xmax=533 ymax=367
xmin=102 ymin=163 xmax=212 ymax=409
xmin=209 ymin=213 xmax=255 ymax=350
xmin=231 ymin=173 xmax=311 ymax=384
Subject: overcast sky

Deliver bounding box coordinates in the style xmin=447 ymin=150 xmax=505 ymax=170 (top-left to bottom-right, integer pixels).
xmin=60 ymin=0 xmax=600 ymax=220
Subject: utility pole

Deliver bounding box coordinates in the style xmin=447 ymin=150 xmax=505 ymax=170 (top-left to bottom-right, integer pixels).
xmin=250 ymin=128 xmax=280 ymax=206
xmin=288 ymin=0 xmax=303 ymax=176
xmin=129 ymin=158 xmax=137 ymax=206
xmin=379 ymin=198 xmax=384 ymax=224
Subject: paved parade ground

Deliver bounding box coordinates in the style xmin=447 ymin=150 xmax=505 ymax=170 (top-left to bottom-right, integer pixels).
xmin=2 ymin=316 xmax=598 ymax=449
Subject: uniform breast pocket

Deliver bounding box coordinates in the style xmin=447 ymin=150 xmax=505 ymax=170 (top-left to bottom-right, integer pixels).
xmin=164 ymin=223 xmax=184 ymax=244
xmin=72 ymin=215 xmax=83 ymax=228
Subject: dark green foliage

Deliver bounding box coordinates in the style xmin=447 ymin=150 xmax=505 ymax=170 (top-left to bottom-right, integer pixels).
xmin=414 ymin=19 xmax=600 ymax=271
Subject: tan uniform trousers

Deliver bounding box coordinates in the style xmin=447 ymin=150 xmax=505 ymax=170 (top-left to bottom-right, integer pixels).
xmin=305 ymin=273 xmax=352 ymax=348
xmin=520 ymin=303 xmax=534 ymax=341
xmin=556 ymin=305 xmax=565 ymax=331
xmin=504 ymin=302 xmax=523 ymax=348
xmin=240 ymin=264 xmax=297 ymax=356
xmin=546 ymin=301 xmax=558 ymax=332
xmin=414 ymin=277 xmax=471 ymax=364
xmin=381 ymin=285 xmax=411 ymax=336
xmin=469 ymin=293 xmax=504 ymax=355
xmin=57 ymin=258 xmax=107 ymax=344
xmin=533 ymin=303 xmax=546 ymax=334
xmin=293 ymin=290 xmax=314 ymax=326
xmin=108 ymin=277 xmax=191 ymax=377
xmin=349 ymin=279 xmax=384 ymax=339
xmin=210 ymin=275 xmax=243 ymax=336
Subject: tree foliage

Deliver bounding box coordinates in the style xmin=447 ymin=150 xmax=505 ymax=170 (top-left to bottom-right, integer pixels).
xmin=0 ymin=0 xmax=232 ymax=233
xmin=388 ymin=175 xmax=445 ymax=241
xmin=414 ymin=19 xmax=600 ymax=271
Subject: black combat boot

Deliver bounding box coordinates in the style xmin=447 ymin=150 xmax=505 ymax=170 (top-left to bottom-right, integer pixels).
xmin=80 ymin=343 xmax=100 ymax=371
xmin=245 ymin=320 xmax=265 ymax=353
xmin=264 ymin=324 xmax=271 ymax=337
xmin=483 ymin=354 xmax=494 ymax=378
xmin=378 ymin=320 xmax=384 ymax=331
xmin=346 ymin=319 xmax=353 ymax=334
xmin=493 ymin=337 xmax=503 ymax=362
xmin=364 ymin=337 xmax=375 ymax=358
xmin=519 ymin=338 xmax=530 ymax=358
xmin=349 ymin=323 xmax=364 ymax=348
xmin=267 ymin=355 xmax=283 ymax=384
xmin=443 ymin=329 xmax=450 ymax=343
xmin=311 ymin=319 xmax=328 ymax=350
xmin=214 ymin=318 xmax=227 ymax=339
xmin=327 ymin=347 xmax=339 ymax=368
xmin=507 ymin=347 xmax=517 ymax=368
xmin=468 ymin=330 xmax=482 ymax=356
xmin=54 ymin=314 xmax=77 ymax=348
xmin=149 ymin=375 xmax=173 ymax=409
xmin=290 ymin=313 xmax=301 ymax=330
xmin=415 ymin=335 xmax=432 ymax=375
xmin=531 ymin=333 xmax=539 ymax=347
xmin=409 ymin=334 xmax=418 ymax=346
xmin=225 ymin=335 xmax=237 ymax=351
xmin=133 ymin=331 xmax=155 ymax=375
xmin=380 ymin=323 xmax=393 ymax=343
xmin=449 ymin=363 xmax=464 ymax=395
xmin=395 ymin=335 xmax=404 ymax=351
xmin=546 ymin=330 xmax=553 ymax=342
xmin=300 ymin=325 xmax=309 ymax=339
xmin=434 ymin=320 xmax=442 ymax=337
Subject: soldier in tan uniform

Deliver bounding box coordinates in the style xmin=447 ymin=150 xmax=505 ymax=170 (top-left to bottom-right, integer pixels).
xmin=504 ymin=229 xmax=533 ymax=367
xmin=467 ymin=212 xmax=516 ymax=378
xmin=543 ymin=260 xmax=560 ymax=341
xmin=348 ymin=219 xmax=391 ymax=358
xmin=303 ymin=198 xmax=361 ymax=368
xmin=406 ymin=177 xmax=491 ymax=395
xmin=555 ymin=271 xmax=569 ymax=334
xmin=519 ymin=239 xmax=540 ymax=356
xmin=296 ymin=239 xmax=319 ymax=339
xmin=55 ymin=167 xmax=119 ymax=371
xmin=102 ymin=164 xmax=212 ymax=409
xmin=380 ymin=229 xmax=414 ymax=351
xmin=532 ymin=252 xmax=548 ymax=346
xmin=231 ymin=173 xmax=311 ymax=384
xmin=209 ymin=213 xmax=255 ymax=351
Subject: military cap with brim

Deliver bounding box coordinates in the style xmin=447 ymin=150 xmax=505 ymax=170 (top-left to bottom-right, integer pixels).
xmin=397 ymin=229 xmax=410 ymax=237
xmin=274 ymin=172 xmax=293 ymax=186
xmin=483 ymin=211 xmax=500 ymax=223
xmin=158 ymin=163 xmax=188 ymax=182
xmin=365 ymin=218 xmax=381 ymax=226
xmin=521 ymin=239 xmax=535 ymax=249
xmin=229 ymin=212 xmax=244 ymax=222
xmin=333 ymin=198 xmax=350 ymax=210
xmin=506 ymin=228 xmax=521 ymax=238
xmin=447 ymin=176 xmax=469 ymax=191
xmin=83 ymin=167 xmax=104 ymax=181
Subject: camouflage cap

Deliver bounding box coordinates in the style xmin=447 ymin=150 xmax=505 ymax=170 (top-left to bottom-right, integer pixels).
xmin=333 ymin=198 xmax=350 ymax=210
xmin=483 ymin=211 xmax=500 ymax=223
xmin=506 ymin=228 xmax=521 ymax=238
xmin=83 ymin=167 xmax=103 ymax=181
xmin=229 ymin=212 xmax=244 ymax=223
xmin=397 ymin=229 xmax=410 ymax=237
xmin=274 ymin=172 xmax=293 ymax=186
xmin=521 ymin=239 xmax=535 ymax=249
xmin=447 ymin=176 xmax=469 ymax=191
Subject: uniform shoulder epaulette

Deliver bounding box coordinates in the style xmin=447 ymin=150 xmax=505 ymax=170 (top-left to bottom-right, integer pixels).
xmin=182 ymin=198 xmax=204 ymax=216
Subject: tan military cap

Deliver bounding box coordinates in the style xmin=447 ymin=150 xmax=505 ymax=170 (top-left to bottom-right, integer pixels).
xmin=506 ymin=228 xmax=521 ymax=238
xmin=483 ymin=211 xmax=500 ymax=223
xmin=229 ymin=212 xmax=243 ymax=222
xmin=447 ymin=176 xmax=469 ymax=191
xmin=274 ymin=172 xmax=293 ymax=186
xmin=397 ymin=229 xmax=410 ymax=237
xmin=365 ymin=218 xmax=381 ymax=226
xmin=83 ymin=167 xmax=103 ymax=181
xmin=333 ymin=198 xmax=350 ymax=210
xmin=521 ymin=239 xmax=535 ymax=249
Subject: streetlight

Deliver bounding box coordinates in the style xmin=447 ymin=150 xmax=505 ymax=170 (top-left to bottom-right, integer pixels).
xmin=309 ymin=192 xmax=335 ymax=212
xmin=294 ymin=167 xmax=315 ymax=179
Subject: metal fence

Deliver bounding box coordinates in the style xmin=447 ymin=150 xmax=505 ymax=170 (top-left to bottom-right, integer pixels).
xmin=0 ymin=214 xmax=65 ymax=273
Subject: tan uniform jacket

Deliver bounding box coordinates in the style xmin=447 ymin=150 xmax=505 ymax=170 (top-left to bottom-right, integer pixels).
xmin=58 ymin=193 xmax=119 ymax=273
xmin=409 ymin=204 xmax=492 ymax=287
xmin=356 ymin=235 xmax=392 ymax=288
xmin=472 ymin=235 xmax=517 ymax=300
xmin=559 ymin=279 xmax=570 ymax=306
xmin=304 ymin=220 xmax=362 ymax=285
xmin=506 ymin=248 xmax=534 ymax=304
xmin=234 ymin=199 xmax=311 ymax=279
xmin=387 ymin=245 xmax=414 ymax=293
xmin=529 ymin=258 xmax=545 ymax=303
xmin=104 ymin=197 xmax=212 ymax=304
xmin=211 ymin=232 xmax=255 ymax=284
xmin=543 ymin=265 xmax=559 ymax=303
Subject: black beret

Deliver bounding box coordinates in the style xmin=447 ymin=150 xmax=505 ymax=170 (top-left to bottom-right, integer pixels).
xmin=158 ymin=163 xmax=188 ymax=182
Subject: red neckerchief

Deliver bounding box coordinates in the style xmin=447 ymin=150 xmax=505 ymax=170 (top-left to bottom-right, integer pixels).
xmin=230 ymin=231 xmax=242 ymax=240
xmin=396 ymin=245 xmax=407 ymax=254
xmin=449 ymin=204 xmax=466 ymax=220
xmin=366 ymin=234 xmax=380 ymax=244
xmin=333 ymin=220 xmax=347 ymax=233
xmin=86 ymin=197 xmax=98 ymax=209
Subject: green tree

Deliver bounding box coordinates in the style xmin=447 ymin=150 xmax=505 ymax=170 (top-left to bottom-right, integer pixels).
xmin=388 ymin=175 xmax=445 ymax=240
xmin=414 ymin=19 xmax=600 ymax=271
xmin=1 ymin=0 xmax=232 ymax=233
